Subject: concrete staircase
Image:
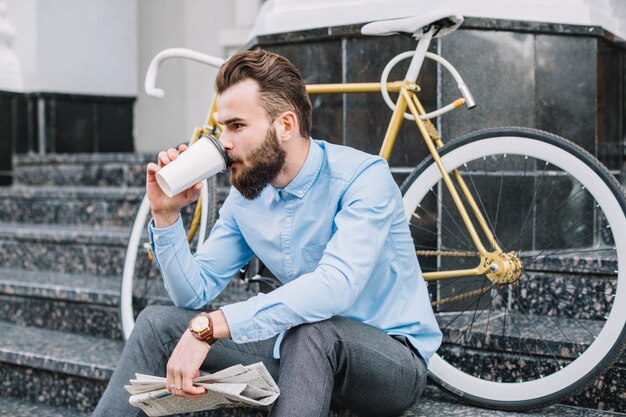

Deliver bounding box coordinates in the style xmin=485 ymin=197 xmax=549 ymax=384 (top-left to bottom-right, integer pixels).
xmin=0 ymin=153 xmax=623 ymax=417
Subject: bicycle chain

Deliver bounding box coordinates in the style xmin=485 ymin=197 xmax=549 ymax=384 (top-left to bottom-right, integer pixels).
xmin=431 ymin=283 xmax=501 ymax=307
xmin=416 ymin=250 xmax=479 ymax=257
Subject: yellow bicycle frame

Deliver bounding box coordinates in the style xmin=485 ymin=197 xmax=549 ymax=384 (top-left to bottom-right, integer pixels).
xmin=191 ymin=80 xmax=509 ymax=283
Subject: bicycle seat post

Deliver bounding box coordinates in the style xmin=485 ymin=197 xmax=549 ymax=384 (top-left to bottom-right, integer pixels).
xmin=404 ymin=28 xmax=434 ymax=82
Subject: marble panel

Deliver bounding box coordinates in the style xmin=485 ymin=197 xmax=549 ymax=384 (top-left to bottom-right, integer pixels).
xmin=0 ymin=95 xmax=12 ymax=171
xmin=596 ymin=41 xmax=622 ymax=172
xmin=343 ymin=35 xmax=436 ymax=166
xmin=53 ymin=99 xmax=95 ymax=153
xmin=265 ymin=41 xmax=344 ymax=145
xmin=623 ymin=48 xmax=626 ymax=185
xmin=440 ymin=30 xmax=536 ymax=141
xmin=535 ymin=35 xmax=597 ymax=154
xmin=97 ymin=101 xmax=134 ymax=152
xmin=533 ymin=176 xmax=594 ymax=249
xmin=13 ymin=93 xmax=39 ymax=155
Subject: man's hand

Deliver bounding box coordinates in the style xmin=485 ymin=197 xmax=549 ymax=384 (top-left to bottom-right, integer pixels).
xmin=147 ymin=144 xmax=203 ymax=228
xmin=166 ymin=329 xmax=210 ymax=397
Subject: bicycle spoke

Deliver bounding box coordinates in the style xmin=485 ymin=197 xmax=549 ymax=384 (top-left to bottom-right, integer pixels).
xmin=493 ymin=154 xmax=506 ymax=237
xmin=511 ymin=183 xmax=587 ymax=251
xmin=528 ymin=246 xmax=615 ymax=258
xmin=504 ymin=286 xmax=567 ymax=374
xmin=514 ymin=161 xmax=549 ymax=252
xmin=526 ymin=222 xmax=609 ymax=268
xmin=404 ymin=130 xmax=626 ymax=403
xmin=425 ymin=186 xmax=475 ymax=249
xmin=439 ymin=279 xmax=495 ymax=332
xmin=513 ymin=272 xmax=617 ymax=298
xmin=461 ymin=277 xmax=489 ymax=341
xmin=518 ymin=279 xmax=607 ymax=332
xmin=500 ymin=285 xmax=548 ymax=381
xmin=459 ymin=163 xmax=503 ymax=249
xmin=410 ymin=214 xmax=474 ymax=250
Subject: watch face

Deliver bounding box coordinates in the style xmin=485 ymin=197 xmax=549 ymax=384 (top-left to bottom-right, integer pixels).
xmin=191 ymin=315 xmax=209 ymax=332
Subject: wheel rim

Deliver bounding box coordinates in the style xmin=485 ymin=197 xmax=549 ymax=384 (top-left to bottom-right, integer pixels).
xmin=403 ymin=135 xmax=626 ymax=402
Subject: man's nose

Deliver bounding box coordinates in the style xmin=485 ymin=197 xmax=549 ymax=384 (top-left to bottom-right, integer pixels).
xmin=219 ymin=133 xmax=233 ymax=150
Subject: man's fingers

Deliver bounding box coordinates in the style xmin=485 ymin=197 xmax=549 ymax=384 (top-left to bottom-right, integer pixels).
xmin=178 ymin=143 xmax=188 ymax=153
xmin=189 ymin=183 xmax=203 ymax=199
xmin=146 ymin=162 xmax=159 ymax=175
xmin=158 ymin=151 xmax=171 ymax=167
xmin=182 ymin=377 xmax=205 ymax=396
xmin=167 ymin=148 xmax=179 ymax=161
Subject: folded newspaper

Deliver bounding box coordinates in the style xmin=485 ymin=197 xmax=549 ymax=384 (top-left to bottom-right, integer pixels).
xmin=125 ymin=362 xmax=280 ymax=416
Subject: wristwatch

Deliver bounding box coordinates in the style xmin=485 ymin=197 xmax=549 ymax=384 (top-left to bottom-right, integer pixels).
xmin=188 ymin=312 xmax=217 ymax=345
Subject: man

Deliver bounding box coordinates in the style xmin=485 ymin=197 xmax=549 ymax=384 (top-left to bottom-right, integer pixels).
xmin=93 ymin=50 xmax=441 ymax=417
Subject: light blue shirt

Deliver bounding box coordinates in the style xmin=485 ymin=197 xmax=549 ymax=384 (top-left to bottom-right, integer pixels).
xmin=149 ymin=139 xmax=442 ymax=362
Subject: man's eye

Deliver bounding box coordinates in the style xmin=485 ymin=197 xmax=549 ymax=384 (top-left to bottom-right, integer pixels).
xmin=233 ymin=124 xmax=243 ymax=130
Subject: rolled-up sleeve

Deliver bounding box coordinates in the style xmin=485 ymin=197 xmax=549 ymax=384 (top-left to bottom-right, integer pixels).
xmin=149 ymin=198 xmax=255 ymax=309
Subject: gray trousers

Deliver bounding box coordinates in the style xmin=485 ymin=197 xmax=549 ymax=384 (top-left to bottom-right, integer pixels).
xmin=92 ymin=306 xmax=427 ymax=417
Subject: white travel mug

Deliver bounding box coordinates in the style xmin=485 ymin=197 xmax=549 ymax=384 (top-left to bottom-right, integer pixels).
xmin=156 ymin=135 xmax=230 ymax=197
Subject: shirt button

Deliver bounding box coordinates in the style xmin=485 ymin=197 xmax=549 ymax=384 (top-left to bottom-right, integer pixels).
xmin=154 ymin=235 xmax=159 ymax=241
xmin=241 ymin=335 xmax=248 ymax=342
xmin=283 ymin=254 xmax=291 ymax=261
xmin=286 ymin=217 xmax=293 ymax=224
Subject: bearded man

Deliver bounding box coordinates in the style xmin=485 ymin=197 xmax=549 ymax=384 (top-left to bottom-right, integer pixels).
xmin=92 ymin=50 xmax=441 ymax=417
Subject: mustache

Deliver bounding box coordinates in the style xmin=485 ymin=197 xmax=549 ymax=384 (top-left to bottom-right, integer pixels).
xmin=227 ymin=153 xmax=243 ymax=164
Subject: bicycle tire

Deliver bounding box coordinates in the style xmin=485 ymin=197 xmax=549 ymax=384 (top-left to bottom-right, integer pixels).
xmin=401 ymin=127 xmax=626 ymax=410
xmin=120 ymin=176 xmax=218 ymax=340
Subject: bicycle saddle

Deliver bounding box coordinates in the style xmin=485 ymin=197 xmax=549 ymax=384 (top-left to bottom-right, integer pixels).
xmin=361 ymin=9 xmax=463 ymax=39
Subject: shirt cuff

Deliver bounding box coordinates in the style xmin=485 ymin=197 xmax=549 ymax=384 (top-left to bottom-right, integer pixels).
xmin=220 ymin=301 xmax=256 ymax=344
xmin=148 ymin=215 xmax=185 ymax=247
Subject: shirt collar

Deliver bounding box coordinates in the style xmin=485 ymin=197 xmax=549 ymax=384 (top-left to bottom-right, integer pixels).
xmin=270 ymin=139 xmax=323 ymax=201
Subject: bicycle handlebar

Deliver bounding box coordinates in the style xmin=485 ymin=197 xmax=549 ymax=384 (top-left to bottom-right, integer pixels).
xmin=144 ymin=48 xmax=225 ymax=98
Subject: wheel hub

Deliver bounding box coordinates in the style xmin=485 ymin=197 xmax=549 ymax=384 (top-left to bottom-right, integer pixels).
xmin=485 ymin=251 xmax=522 ymax=284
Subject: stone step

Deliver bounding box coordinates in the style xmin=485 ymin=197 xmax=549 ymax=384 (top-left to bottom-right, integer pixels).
xmin=438 ymin=311 xmax=626 ymax=412
xmin=12 ymin=153 xmax=154 ymax=187
xmin=0 ymin=268 xmax=123 ymax=339
xmin=0 ymin=396 xmax=89 ymax=417
xmin=0 ymin=267 xmax=254 ymax=340
xmin=12 ymin=153 xmax=232 ymax=195
xmin=0 ymin=223 xmax=130 ymax=276
xmin=414 ymin=385 xmax=626 ymax=417
xmin=0 ymin=186 xmax=144 ymax=227
xmin=0 ymin=322 xmax=122 ymax=412
xmin=1 ymin=319 xmax=623 ymax=417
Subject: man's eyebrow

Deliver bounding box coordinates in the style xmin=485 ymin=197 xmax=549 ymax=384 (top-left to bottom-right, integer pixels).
xmin=219 ymin=117 xmax=245 ymax=125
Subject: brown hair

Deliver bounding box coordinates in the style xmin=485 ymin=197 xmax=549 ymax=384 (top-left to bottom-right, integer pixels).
xmin=215 ymin=50 xmax=312 ymax=138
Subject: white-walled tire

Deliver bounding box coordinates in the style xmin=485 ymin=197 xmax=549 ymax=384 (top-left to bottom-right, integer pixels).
xmin=401 ymin=127 xmax=626 ymax=409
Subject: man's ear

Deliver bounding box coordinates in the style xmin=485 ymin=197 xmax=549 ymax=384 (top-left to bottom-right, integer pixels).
xmin=275 ymin=111 xmax=298 ymax=141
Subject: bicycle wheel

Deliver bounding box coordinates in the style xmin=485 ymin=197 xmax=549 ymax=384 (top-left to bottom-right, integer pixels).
xmin=120 ymin=176 xmax=217 ymax=340
xmin=401 ymin=127 xmax=626 ymax=410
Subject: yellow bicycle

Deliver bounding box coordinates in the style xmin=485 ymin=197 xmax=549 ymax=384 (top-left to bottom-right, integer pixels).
xmin=122 ymin=9 xmax=626 ymax=411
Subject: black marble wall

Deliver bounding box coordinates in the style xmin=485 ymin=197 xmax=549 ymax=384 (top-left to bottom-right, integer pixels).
xmin=247 ymin=17 xmax=626 ymax=186
xmin=0 ymin=91 xmax=135 ymax=185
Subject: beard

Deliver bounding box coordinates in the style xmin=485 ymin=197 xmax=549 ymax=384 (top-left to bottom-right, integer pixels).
xmin=228 ymin=125 xmax=286 ymax=200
